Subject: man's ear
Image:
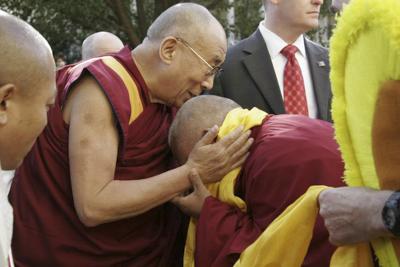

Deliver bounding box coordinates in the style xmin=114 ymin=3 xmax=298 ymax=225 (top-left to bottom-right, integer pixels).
xmin=0 ymin=83 xmax=16 ymax=125
xmin=159 ymin=36 xmax=178 ymax=64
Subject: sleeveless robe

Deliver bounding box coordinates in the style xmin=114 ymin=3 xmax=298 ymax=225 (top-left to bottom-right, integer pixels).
xmin=10 ymin=47 xmax=184 ymax=267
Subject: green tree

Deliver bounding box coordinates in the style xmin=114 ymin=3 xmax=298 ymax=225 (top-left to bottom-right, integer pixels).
xmin=0 ymin=0 xmax=334 ymax=62
xmin=1 ymin=0 xmax=125 ymax=61
xmin=232 ymin=0 xmax=263 ymax=40
xmin=0 ymin=0 xmax=232 ymax=61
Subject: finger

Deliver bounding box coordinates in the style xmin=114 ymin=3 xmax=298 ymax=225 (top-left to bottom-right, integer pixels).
xmin=196 ymin=125 xmax=219 ymax=146
xmin=189 ymin=169 xmax=207 ymax=191
xmin=228 ymin=137 xmax=254 ymax=163
xmin=223 ymin=133 xmax=252 ymax=161
xmin=171 ymin=193 xmax=193 ymax=207
xmin=171 ymin=195 xmax=184 ymax=205
xmin=218 ymin=125 xmax=245 ymax=147
xmin=223 ymin=130 xmax=251 ymax=156
xmin=230 ymin=152 xmax=249 ymax=170
xmin=171 ymin=191 xmax=191 ymax=204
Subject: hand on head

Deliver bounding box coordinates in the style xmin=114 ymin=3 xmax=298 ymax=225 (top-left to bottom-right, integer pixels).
xmin=169 ymin=95 xmax=253 ymax=184
xmin=186 ymin=124 xmax=252 ymax=184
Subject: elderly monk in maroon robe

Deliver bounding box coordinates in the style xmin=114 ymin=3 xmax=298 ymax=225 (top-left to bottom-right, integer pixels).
xmin=170 ymin=95 xmax=346 ymax=267
xmin=9 ymin=4 xmax=253 ymax=267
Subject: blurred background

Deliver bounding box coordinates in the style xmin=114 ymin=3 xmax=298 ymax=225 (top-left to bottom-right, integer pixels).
xmin=0 ymin=0 xmax=336 ymax=64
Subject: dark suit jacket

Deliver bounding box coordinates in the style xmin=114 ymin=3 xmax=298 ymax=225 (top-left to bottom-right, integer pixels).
xmin=212 ymin=29 xmax=332 ymax=122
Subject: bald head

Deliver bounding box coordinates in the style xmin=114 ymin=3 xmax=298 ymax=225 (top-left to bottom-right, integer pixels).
xmin=147 ymin=3 xmax=225 ymax=43
xmin=0 ymin=11 xmax=56 ymax=170
xmin=0 ymin=10 xmax=55 ymax=95
xmin=169 ymin=95 xmax=240 ymax=164
xmin=81 ymin=31 xmax=124 ymax=60
xmin=133 ymin=3 xmax=227 ymax=109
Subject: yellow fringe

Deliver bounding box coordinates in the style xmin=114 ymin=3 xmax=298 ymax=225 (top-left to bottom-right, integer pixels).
xmin=330 ymin=0 xmax=400 ymax=265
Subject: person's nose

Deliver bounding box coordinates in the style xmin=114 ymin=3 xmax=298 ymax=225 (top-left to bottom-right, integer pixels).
xmin=201 ymin=75 xmax=215 ymax=91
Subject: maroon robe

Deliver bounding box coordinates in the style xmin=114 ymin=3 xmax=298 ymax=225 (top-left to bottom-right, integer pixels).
xmin=10 ymin=47 xmax=184 ymax=266
xmin=195 ymin=115 xmax=345 ymax=267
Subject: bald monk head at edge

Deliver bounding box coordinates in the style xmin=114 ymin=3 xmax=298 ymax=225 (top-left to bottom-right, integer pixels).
xmin=0 ymin=10 xmax=56 ymax=267
xmin=0 ymin=10 xmax=56 ymax=170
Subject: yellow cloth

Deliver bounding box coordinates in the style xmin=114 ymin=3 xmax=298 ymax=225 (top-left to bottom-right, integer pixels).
xmin=331 ymin=245 xmax=374 ymax=267
xmin=234 ymin=186 xmax=374 ymax=267
xmin=233 ymin=186 xmax=326 ymax=267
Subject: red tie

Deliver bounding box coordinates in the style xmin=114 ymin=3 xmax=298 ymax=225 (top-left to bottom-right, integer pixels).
xmin=281 ymin=44 xmax=308 ymax=115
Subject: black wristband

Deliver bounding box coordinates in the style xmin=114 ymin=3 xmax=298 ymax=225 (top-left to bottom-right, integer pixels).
xmin=382 ymin=191 xmax=400 ymax=237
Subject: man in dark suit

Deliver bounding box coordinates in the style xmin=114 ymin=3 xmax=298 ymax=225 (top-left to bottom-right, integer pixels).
xmin=212 ymin=0 xmax=332 ymax=122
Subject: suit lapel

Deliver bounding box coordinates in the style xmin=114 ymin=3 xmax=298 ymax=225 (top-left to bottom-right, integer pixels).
xmin=305 ymin=39 xmax=331 ymax=121
xmin=242 ymin=30 xmax=285 ymax=114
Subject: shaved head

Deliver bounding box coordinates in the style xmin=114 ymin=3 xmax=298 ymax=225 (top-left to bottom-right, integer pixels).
xmin=0 ymin=11 xmax=56 ymax=170
xmin=0 ymin=10 xmax=55 ymax=96
xmin=169 ymin=95 xmax=240 ymax=164
xmin=147 ymin=3 xmax=225 ymax=42
xmin=81 ymin=31 xmax=124 ymax=60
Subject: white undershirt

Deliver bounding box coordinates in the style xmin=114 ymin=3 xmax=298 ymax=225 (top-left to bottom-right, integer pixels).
xmin=258 ymin=21 xmax=318 ymax=118
xmin=0 ymin=169 xmax=14 ymax=267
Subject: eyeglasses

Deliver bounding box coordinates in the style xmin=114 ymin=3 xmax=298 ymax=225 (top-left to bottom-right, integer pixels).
xmin=175 ymin=37 xmax=223 ymax=77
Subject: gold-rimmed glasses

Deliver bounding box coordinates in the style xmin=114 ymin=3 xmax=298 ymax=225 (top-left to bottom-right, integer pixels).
xmin=175 ymin=37 xmax=223 ymax=77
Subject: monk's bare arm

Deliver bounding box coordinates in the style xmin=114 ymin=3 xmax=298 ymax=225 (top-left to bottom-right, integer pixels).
xmin=65 ymin=76 xmax=251 ymax=227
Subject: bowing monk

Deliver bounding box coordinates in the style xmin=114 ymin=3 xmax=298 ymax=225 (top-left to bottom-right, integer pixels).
xmin=0 ymin=11 xmax=56 ymax=266
xmin=170 ymin=95 xmax=345 ymax=267
xmin=10 ymin=3 xmax=252 ymax=267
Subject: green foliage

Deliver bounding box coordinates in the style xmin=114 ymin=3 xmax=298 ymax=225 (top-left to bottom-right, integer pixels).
xmin=0 ymin=0 xmax=335 ymax=62
xmin=232 ymin=0 xmax=263 ymax=40
xmin=1 ymin=0 xmax=125 ymax=62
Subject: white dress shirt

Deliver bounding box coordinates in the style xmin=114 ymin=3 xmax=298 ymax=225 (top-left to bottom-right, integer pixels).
xmin=0 ymin=169 xmax=15 ymax=267
xmin=258 ymin=21 xmax=318 ymax=118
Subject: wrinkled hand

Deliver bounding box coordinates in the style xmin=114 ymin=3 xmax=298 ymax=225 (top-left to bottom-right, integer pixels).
xmin=171 ymin=169 xmax=211 ymax=218
xmin=318 ymin=187 xmax=392 ymax=246
xmin=186 ymin=125 xmax=253 ymax=184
